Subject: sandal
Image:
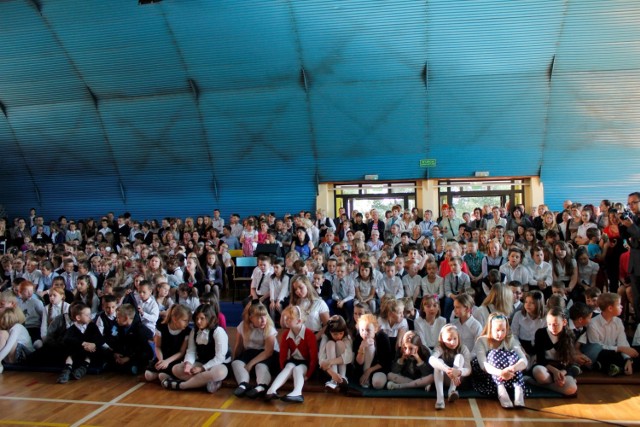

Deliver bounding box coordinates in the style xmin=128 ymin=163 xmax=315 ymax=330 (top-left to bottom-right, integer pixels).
xmin=161 ymin=377 xmax=183 ymax=390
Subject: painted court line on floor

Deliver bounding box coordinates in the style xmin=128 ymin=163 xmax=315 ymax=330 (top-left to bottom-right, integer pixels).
xmin=69 ymin=382 xmax=146 ymax=427
xmin=468 ymin=399 xmax=485 ymax=427
xmin=201 ymin=395 xmax=237 ymax=427
xmin=1 ymin=394 xmax=639 ymax=425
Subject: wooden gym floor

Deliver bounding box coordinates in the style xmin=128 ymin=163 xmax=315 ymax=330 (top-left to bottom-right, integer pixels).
xmin=1 ymin=328 xmax=639 ymax=427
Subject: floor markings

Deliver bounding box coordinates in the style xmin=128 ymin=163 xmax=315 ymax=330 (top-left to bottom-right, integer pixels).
xmin=468 ymin=399 xmax=485 ymax=427
xmin=69 ymin=382 xmax=146 ymax=427
xmin=201 ymin=395 xmax=236 ymax=427
xmin=1 ymin=393 xmax=639 ymax=425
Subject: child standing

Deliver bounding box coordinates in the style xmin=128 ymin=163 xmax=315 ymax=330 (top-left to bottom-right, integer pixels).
xmin=386 ymin=331 xmax=434 ymax=390
xmin=414 ymin=295 xmax=447 ymax=351
xmin=163 ymin=304 xmax=229 ymax=392
xmin=319 ymin=315 xmax=353 ymax=391
xmin=531 ymin=307 xmax=578 ymax=395
xmin=58 ymin=303 xmax=105 ymax=384
xmin=144 ymin=304 xmax=191 ymax=383
xmin=472 ymin=312 xmax=528 ymax=408
xmin=266 ymin=305 xmax=318 ymax=403
xmin=429 ymin=324 xmax=472 ymax=409
xmin=232 ymin=302 xmax=279 ymax=399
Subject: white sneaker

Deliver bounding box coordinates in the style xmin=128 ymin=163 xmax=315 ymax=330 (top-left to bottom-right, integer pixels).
xmin=206 ymin=380 xmax=222 ymax=393
xmin=324 ymin=380 xmax=338 ymax=390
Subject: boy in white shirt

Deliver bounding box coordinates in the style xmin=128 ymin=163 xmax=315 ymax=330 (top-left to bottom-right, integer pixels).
xmin=587 ymin=293 xmax=638 ymax=376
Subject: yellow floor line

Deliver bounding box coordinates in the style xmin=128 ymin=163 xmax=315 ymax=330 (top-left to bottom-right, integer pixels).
xmin=201 ymin=395 xmax=236 ymax=427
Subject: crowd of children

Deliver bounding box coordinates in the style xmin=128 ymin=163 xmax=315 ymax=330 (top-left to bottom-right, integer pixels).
xmin=0 ymin=202 xmax=640 ymax=410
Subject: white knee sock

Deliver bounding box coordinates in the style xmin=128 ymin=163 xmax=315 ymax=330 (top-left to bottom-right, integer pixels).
xmin=231 ymin=360 xmax=249 ymax=385
xmin=288 ymin=365 xmax=307 ymax=396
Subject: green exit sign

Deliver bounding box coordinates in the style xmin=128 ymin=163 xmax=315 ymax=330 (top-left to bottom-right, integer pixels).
xmin=420 ymin=159 xmax=436 ymax=168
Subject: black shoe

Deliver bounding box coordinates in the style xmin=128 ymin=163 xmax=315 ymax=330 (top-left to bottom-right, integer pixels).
xmin=246 ymin=385 xmax=266 ymax=399
xmin=72 ymin=364 xmax=88 ymax=380
xmin=264 ymin=393 xmax=279 ymax=401
xmin=338 ymin=377 xmax=350 ymax=393
xmin=566 ymin=364 xmax=582 ymax=378
xmin=234 ymin=382 xmax=251 ymax=397
xmin=57 ymin=367 xmax=72 ymax=384
xmin=281 ymin=394 xmax=304 ymax=403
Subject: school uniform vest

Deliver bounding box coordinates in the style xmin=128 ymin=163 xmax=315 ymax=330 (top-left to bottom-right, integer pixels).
xmin=98 ymin=312 xmax=119 ymax=345
xmin=195 ymin=327 xmax=219 ymax=363
xmin=157 ymin=323 xmax=191 ymax=356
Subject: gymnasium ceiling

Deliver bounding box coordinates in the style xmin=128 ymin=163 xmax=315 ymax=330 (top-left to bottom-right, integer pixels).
xmin=1 ymin=0 xmax=640 ymax=218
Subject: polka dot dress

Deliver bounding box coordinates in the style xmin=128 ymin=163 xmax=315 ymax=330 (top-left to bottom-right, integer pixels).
xmin=472 ymin=349 xmax=528 ymax=397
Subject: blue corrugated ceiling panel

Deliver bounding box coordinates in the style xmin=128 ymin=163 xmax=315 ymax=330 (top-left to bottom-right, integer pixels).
xmin=428 ymin=74 xmax=548 ymax=178
xmin=9 ymin=102 xmax=107 ymax=178
xmin=100 ymin=94 xmax=207 ymax=181
xmin=542 ymin=71 xmax=640 ymax=209
xmin=427 ymin=0 xmax=564 ymax=76
xmin=44 ymin=0 xmax=187 ymax=98
xmin=555 ymin=0 xmax=640 ymax=72
xmin=295 ymin=0 xmax=427 ymax=83
xmin=313 ymin=80 xmax=426 ymax=181
xmin=200 ymin=87 xmax=316 ymax=215
xmin=0 ymin=118 xmax=37 ymax=216
xmin=165 ymin=0 xmax=299 ymax=92
xmin=0 ymin=2 xmax=86 ymax=108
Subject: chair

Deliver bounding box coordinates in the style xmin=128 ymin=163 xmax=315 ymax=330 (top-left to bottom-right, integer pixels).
xmin=232 ymin=256 xmax=257 ymax=303
xmin=229 ymin=249 xmax=244 ymax=258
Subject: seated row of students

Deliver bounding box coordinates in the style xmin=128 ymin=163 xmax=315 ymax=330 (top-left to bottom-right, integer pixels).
xmin=2 ymin=272 xmax=639 ymax=413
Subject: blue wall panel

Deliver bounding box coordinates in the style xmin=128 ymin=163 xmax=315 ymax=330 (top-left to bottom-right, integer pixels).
xmin=2 ymin=0 xmax=640 ymax=220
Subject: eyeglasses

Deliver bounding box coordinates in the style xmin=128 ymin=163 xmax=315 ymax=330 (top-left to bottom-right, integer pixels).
xmin=628 ymin=201 xmax=639 ymax=207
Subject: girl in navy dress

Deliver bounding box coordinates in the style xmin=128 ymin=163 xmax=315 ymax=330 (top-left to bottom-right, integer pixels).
xmin=472 ymin=312 xmax=528 ymax=408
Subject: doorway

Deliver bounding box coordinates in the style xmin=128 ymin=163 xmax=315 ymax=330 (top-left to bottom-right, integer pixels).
xmin=438 ymin=179 xmax=525 ymax=216
xmin=334 ymin=182 xmax=417 ymax=217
